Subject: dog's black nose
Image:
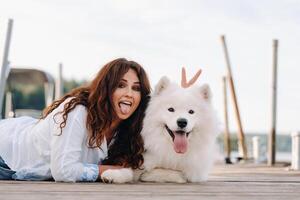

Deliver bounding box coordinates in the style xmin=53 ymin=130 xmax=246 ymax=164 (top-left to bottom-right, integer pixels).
xmin=177 ymin=118 xmax=187 ymax=128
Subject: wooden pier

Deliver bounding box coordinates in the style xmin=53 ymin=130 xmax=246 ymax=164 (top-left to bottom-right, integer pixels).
xmin=1 ymin=163 xmax=300 ymax=200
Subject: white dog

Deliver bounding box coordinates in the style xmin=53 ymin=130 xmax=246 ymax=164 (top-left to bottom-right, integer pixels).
xmin=101 ymin=76 xmax=219 ymax=183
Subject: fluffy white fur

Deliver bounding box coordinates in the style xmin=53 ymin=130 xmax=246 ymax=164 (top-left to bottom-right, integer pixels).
xmin=101 ymin=168 xmax=133 ymax=183
xmin=101 ymin=76 xmax=219 ymax=183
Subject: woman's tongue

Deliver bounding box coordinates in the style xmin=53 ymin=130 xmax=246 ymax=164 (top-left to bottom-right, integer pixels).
xmin=120 ymin=103 xmax=131 ymax=115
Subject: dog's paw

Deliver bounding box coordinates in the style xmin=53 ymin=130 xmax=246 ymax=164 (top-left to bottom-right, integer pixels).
xmin=140 ymin=168 xmax=187 ymax=183
xmin=101 ymin=168 xmax=133 ymax=184
xmin=133 ymin=169 xmax=144 ymax=182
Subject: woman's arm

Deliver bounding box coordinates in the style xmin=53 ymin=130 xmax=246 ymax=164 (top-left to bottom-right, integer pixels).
xmin=50 ymin=105 xmax=99 ymax=182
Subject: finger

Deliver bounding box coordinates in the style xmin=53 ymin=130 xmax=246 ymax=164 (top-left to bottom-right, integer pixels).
xmin=187 ymin=69 xmax=202 ymax=86
xmin=181 ymin=67 xmax=187 ymax=87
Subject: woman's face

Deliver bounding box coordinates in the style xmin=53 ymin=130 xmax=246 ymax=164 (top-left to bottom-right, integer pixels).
xmin=112 ymin=68 xmax=141 ymax=120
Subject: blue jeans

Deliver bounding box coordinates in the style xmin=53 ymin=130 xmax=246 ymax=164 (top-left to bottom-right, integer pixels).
xmin=0 ymin=156 xmax=16 ymax=180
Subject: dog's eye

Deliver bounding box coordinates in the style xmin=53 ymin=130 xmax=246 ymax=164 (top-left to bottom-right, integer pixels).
xmin=168 ymin=108 xmax=175 ymax=112
xmin=189 ymin=110 xmax=194 ymax=114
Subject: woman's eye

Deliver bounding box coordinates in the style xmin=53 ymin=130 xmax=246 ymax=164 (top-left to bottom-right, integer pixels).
xmin=189 ymin=110 xmax=194 ymax=114
xmin=168 ymin=107 xmax=175 ymax=112
xmin=118 ymin=82 xmax=126 ymax=88
xmin=132 ymin=85 xmax=141 ymax=91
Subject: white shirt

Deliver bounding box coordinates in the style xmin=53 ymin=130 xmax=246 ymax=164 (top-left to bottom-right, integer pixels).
xmin=0 ymin=99 xmax=108 ymax=182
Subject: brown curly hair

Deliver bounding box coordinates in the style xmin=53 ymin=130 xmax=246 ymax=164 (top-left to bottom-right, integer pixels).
xmin=41 ymin=58 xmax=151 ymax=169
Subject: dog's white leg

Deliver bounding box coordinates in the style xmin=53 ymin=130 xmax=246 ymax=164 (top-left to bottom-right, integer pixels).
xmin=186 ymin=172 xmax=208 ymax=182
xmin=101 ymin=168 xmax=133 ymax=184
xmin=141 ymin=168 xmax=187 ymax=183
xmin=184 ymin=161 xmax=213 ymax=182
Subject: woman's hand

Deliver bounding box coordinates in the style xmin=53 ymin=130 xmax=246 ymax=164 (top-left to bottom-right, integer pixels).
xmin=181 ymin=67 xmax=202 ymax=88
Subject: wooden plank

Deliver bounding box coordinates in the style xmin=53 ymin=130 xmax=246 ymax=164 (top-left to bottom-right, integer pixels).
xmin=1 ymin=164 xmax=300 ymax=200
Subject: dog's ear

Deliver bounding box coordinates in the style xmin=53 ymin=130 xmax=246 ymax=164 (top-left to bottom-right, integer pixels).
xmin=153 ymin=76 xmax=170 ymax=96
xmin=199 ymin=84 xmax=212 ymax=101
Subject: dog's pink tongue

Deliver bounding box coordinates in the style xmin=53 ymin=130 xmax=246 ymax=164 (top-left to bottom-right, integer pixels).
xmin=173 ymin=133 xmax=188 ymax=154
xmin=120 ymin=104 xmax=130 ymax=115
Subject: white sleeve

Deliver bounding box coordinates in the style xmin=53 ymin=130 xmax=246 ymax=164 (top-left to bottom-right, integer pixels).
xmin=50 ymin=105 xmax=99 ymax=182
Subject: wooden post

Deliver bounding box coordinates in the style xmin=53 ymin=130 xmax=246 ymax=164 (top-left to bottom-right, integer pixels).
xmin=4 ymin=91 xmax=14 ymax=118
xmin=220 ymin=35 xmax=248 ymax=160
xmin=268 ymin=39 xmax=278 ymax=166
xmin=55 ymin=63 xmax=63 ymax=100
xmin=291 ymin=131 xmax=300 ymax=170
xmin=0 ymin=19 xmax=13 ymax=119
xmin=252 ymin=136 xmax=264 ymax=163
xmin=223 ymin=76 xmax=232 ymax=164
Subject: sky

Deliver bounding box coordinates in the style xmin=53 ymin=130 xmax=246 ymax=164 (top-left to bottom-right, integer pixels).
xmin=0 ymin=0 xmax=300 ymax=134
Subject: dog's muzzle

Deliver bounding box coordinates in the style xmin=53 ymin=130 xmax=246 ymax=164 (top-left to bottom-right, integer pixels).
xmin=164 ymin=124 xmax=192 ymax=154
xmin=164 ymin=124 xmax=191 ymax=141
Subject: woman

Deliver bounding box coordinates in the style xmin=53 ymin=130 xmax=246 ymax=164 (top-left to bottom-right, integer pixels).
xmin=0 ymin=58 xmax=151 ymax=182
xmin=0 ymin=58 xmax=201 ymax=182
